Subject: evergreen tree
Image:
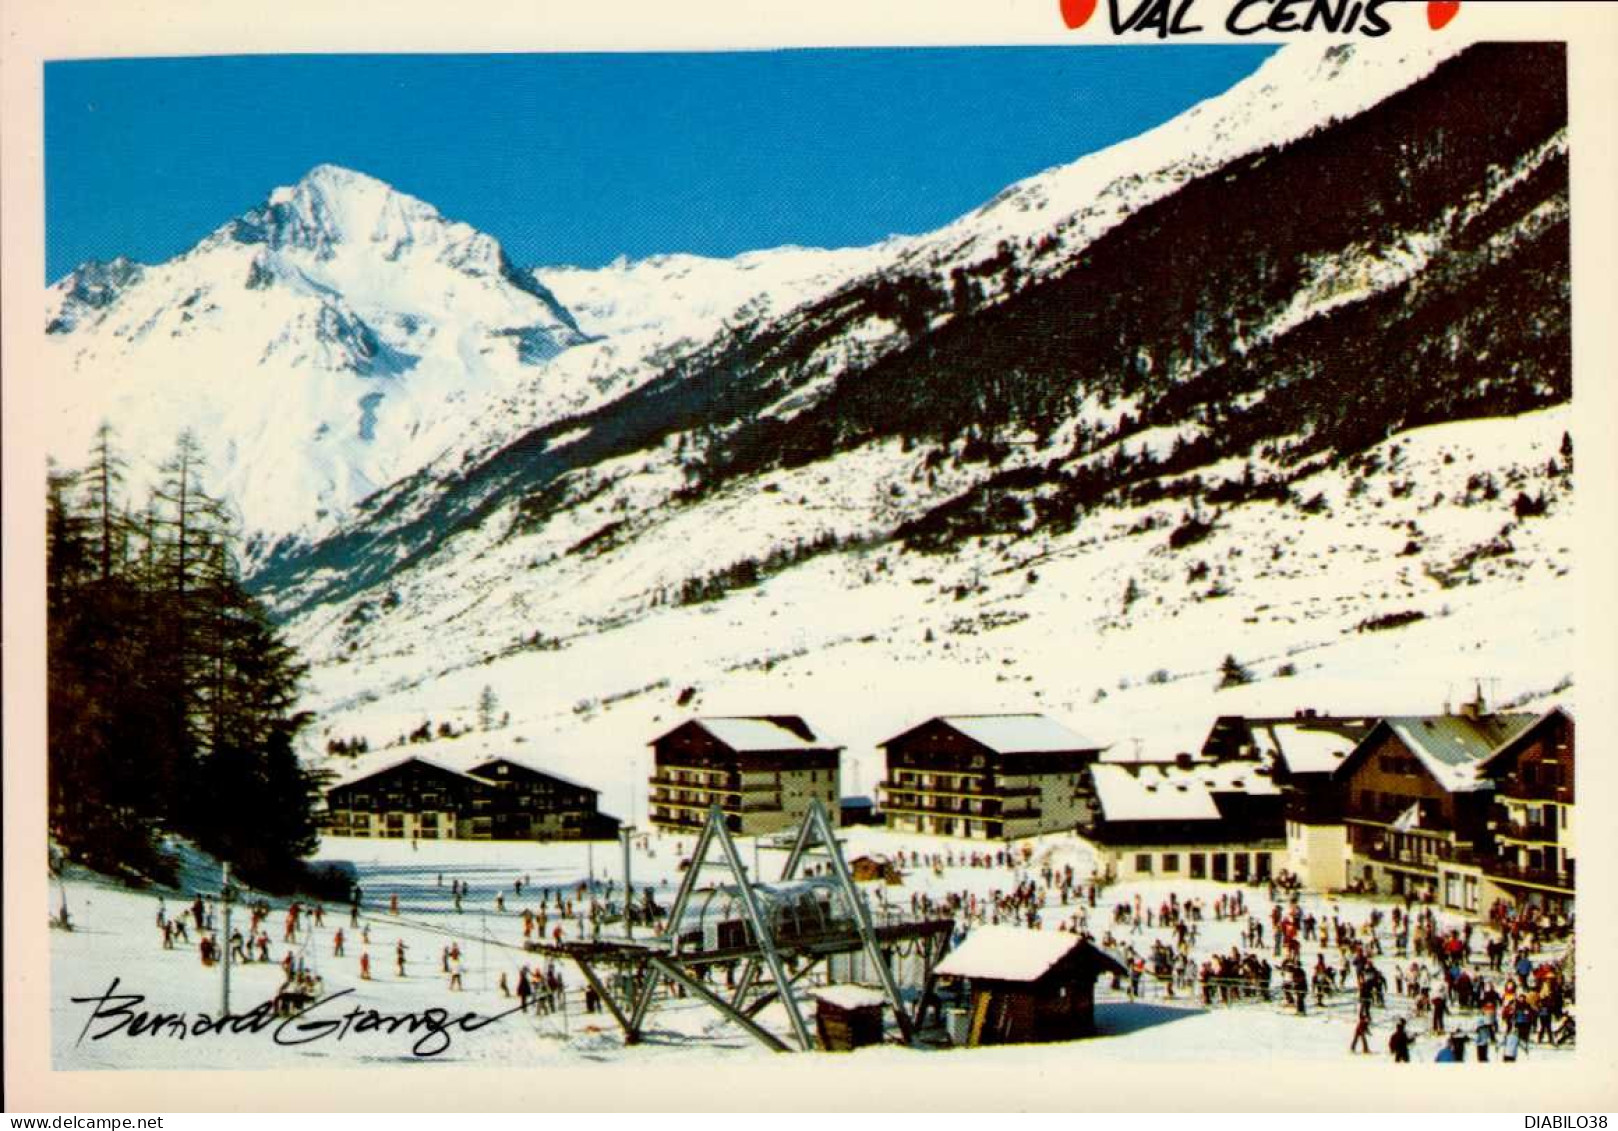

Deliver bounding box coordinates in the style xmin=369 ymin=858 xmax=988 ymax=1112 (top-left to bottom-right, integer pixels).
xmin=1123 ymin=577 xmax=1142 ymax=612
xmin=477 ymin=684 xmax=501 ymax=731
xmin=1218 ymin=654 xmax=1254 ymax=689
xmin=46 ymin=430 xmax=322 ymax=890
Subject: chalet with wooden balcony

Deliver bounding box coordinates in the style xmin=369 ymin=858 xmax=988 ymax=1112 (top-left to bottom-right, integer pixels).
xmin=1336 ymin=698 xmax=1537 ymax=910
xmin=463 ymin=759 xmax=620 ymax=841
xmin=324 ymin=755 xmax=618 ymax=841
xmin=878 ymin=714 xmax=1101 ymax=840
xmin=648 ymin=717 xmax=841 ymax=836
xmin=1478 ymin=707 xmax=1575 ymax=913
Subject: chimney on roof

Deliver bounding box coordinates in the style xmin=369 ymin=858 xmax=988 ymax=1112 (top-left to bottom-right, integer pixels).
xmin=1457 ymin=683 xmax=1486 ymax=721
xmin=1175 ymin=752 xmax=1194 ymax=770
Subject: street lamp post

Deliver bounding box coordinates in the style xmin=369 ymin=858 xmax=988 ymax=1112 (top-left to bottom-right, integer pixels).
xmin=620 ymin=824 xmax=636 ymax=939
xmin=220 ymin=862 xmax=236 ymax=1015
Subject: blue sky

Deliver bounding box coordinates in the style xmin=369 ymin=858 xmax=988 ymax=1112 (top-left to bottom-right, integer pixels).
xmin=45 ymin=47 xmax=1274 ymax=282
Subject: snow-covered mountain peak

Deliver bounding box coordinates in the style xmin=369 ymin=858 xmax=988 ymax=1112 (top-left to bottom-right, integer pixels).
xmin=239 ymin=164 xmax=455 ymax=260
xmin=217 ymin=165 xmax=577 ymax=328
xmin=43 ymin=163 xmax=598 ymax=546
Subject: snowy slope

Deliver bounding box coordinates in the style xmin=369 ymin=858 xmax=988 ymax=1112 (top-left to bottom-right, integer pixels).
xmin=534 ymin=246 xmax=887 ymax=340
xmin=294 ymin=405 xmax=1574 ymax=816
xmin=890 ymin=40 xmax=1465 ymax=287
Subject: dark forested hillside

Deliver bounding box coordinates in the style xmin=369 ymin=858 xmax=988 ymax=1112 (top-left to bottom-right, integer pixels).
xmin=694 ymin=42 xmax=1568 ymax=483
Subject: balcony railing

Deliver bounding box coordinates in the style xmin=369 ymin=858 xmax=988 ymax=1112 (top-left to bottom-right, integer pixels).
xmin=1493 ymin=821 xmax=1560 ymax=844
xmin=881 ymin=795 xmax=1041 ymax=821
xmin=881 ymin=780 xmax=1040 ymax=802
xmin=1485 ymin=858 xmax=1575 ymax=893
xmin=649 ymin=797 xmax=783 ymax=815
xmin=1497 ymin=780 xmax=1573 ymax=804
xmin=1348 ymin=827 xmax=1457 ymax=872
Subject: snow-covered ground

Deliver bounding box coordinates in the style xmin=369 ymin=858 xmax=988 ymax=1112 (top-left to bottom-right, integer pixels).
xmin=294 ymin=404 xmax=1574 ymax=823
xmin=50 ymin=830 xmax=1573 ymax=1070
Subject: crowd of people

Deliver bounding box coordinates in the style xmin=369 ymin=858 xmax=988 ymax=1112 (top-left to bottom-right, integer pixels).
xmin=141 ymin=838 xmax=1573 ymax=1063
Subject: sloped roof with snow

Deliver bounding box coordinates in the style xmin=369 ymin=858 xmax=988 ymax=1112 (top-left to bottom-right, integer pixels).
xmin=327 ymin=754 xmax=475 ymax=790
xmin=328 ymin=752 xmax=596 ymax=793
xmin=935 ymin=926 xmax=1085 ymax=982
xmin=890 ymin=714 xmax=1099 ymax=754
xmin=807 ymin=984 xmax=889 ymax=1010
xmin=1478 ymin=706 xmax=1573 ymax=776
xmin=1263 ymin=724 xmax=1363 ymax=775
xmin=1378 ymin=713 xmax=1538 ymax=792
xmin=466 ymin=759 xmax=598 ymax=794
xmin=689 ymin=716 xmax=835 ymax=752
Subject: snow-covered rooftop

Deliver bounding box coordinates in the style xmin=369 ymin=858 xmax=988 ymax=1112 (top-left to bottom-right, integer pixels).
xmin=1090 ymin=760 xmax=1279 ymax=823
xmin=934 ymin=714 xmax=1100 ymax=755
xmin=1379 ymin=713 xmax=1538 ymax=793
xmin=1262 ymin=723 xmax=1361 ymax=776
xmin=1091 ymin=763 xmax=1221 ymax=822
xmin=1479 ymin=706 xmax=1573 ymax=776
xmin=328 ymin=750 xmax=591 ymax=792
xmin=466 ymin=758 xmax=598 ymax=795
xmin=690 ymin=716 xmax=834 ymax=752
xmin=328 ymin=753 xmax=470 ymax=789
xmin=806 ymin=984 xmax=889 ymax=1011
xmin=934 ymin=925 xmax=1084 ymax=983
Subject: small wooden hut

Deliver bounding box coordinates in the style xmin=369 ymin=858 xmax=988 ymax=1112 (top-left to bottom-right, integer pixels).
xmin=809 ymin=984 xmax=888 ymax=1051
xmin=934 ymin=926 xmax=1126 ymax=1047
xmin=849 ymin=854 xmax=903 ymax=884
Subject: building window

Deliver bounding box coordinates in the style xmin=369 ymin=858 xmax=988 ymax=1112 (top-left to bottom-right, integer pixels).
xmin=1379 ymin=752 xmax=1420 ymax=777
xmin=1162 ymin=854 xmax=1180 ymax=874
xmin=1135 ymin=854 xmax=1153 ymax=874
xmin=1189 ymin=854 xmax=1206 ymax=879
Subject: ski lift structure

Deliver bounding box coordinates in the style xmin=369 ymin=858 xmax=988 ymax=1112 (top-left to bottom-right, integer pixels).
xmin=531 ymin=799 xmax=954 ymax=1052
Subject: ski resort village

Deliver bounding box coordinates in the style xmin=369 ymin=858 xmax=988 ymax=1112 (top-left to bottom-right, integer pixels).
xmin=42 ymin=37 xmax=1579 ymax=1072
